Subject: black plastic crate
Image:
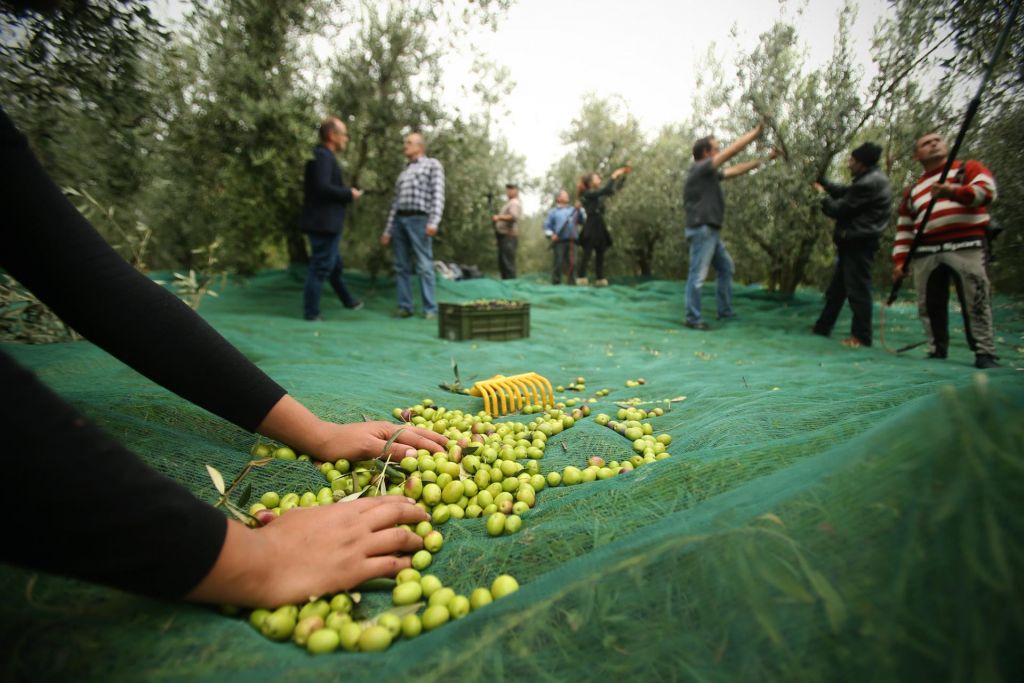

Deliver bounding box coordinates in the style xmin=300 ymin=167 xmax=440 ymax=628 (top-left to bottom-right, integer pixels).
xmin=438 ymin=301 xmax=530 ymax=341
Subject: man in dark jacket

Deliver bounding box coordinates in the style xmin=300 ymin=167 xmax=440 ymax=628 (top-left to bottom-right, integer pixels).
xmin=301 ymin=117 xmax=363 ymax=320
xmin=812 ymin=142 xmax=892 ymax=347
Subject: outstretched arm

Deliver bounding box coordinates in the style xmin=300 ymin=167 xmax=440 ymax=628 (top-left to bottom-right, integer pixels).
xmin=722 ymin=148 xmax=780 ymax=180
xmin=711 ymin=122 xmax=763 ymax=169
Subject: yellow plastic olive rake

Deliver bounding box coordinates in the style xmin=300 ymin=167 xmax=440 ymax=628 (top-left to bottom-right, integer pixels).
xmin=468 ymin=372 xmax=555 ymax=416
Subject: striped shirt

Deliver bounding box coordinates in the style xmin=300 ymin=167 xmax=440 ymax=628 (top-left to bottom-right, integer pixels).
xmin=384 ymin=155 xmax=445 ymax=236
xmin=893 ymin=160 xmax=996 ymax=267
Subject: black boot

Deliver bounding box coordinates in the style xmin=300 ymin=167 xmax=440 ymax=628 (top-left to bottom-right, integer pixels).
xmin=974 ymin=354 xmax=1000 ymax=369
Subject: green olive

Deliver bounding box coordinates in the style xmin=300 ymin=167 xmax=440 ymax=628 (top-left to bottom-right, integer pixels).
xmin=422 ymin=482 xmax=443 ymax=506
xmin=465 ymin=504 xmax=483 ymax=518
xmin=447 ymin=503 xmax=465 ymax=520
xmin=299 ymin=599 xmax=330 ymax=620
xmin=490 ymin=574 xmax=520 ymax=599
xmin=486 ymin=512 xmax=507 ymax=537
xmin=469 ymin=587 xmax=493 ymax=610
xmin=338 ymin=622 xmax=362 ymax=651
xmin=421 ymin=604 xmax=450 ymax=631
xmin=396 ymin=567 xmax=421 ymax=584
xmin=401 ymin=613 xmax=423 ymax=639
xmin=511 ymin=501 xmax=530 ymax=516
xmin=504 ymin=514 xmax=523 ymax=534
xmin=293 ymin=615 xmax=324 ymax=646
xmin=273 ymin=446 xmax=297 ymax=460
xmin=249 ymin=608 xmax=271 ymax=629
xmin=260 ymin=610 xmax=296 ymax=641
xmin=419 ymin=574 xmax=443 ymax=599
xmin=431 ymin=505 xmax=450 ymax=525
xmin=393 ymin=580 xmax=424 ymax=606
xmin=377 ymin=612 xmax=402 ymax=637
xmin=449 ymin=595 xmax=471 ymax=619
xmin=259 ymin=491 xmax=280 ymax=508
xmin=329 ymin=593 xmax=353 ymax=613
xmin=414 ymin=520 xmax=433 ymax=537
xmin=423 ymin=530 xmax=444 ymax=553
xmin=359 ymin=625 xmax=393 ymax=652
xmin=428 ymin=586 xmax=456 ymax=608
xmin=325 ymin=611 xmax=351 ymax=631
xmin=412 ymin=549 xmax=432 ymax=570
xmin=306 ymin=627 xmax=340 ymax=654
xmin=546 ymin=471 xmax=562 ymax=487
xmin=299 ymin=491 xmax=317 ymax=507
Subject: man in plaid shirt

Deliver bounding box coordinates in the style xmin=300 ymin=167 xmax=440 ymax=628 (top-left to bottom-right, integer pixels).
xmin=381 ymin=133 xmax=445 ymax=318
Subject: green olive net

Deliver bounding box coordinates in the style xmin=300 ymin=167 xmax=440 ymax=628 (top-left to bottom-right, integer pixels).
xmin=2 ymin=271 xmax=1023 ymax=682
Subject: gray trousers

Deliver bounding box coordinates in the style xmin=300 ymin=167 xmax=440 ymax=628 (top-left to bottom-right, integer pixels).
xmin=911 ymin=248 xmax=995 ymax=356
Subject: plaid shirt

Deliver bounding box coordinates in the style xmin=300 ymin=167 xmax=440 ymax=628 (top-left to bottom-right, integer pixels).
xmin=384 ymin=155 xmax=445 ymax=236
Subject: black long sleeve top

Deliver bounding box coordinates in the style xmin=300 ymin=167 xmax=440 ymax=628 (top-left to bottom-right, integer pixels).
xmin=0 ymin=107 xmax=287 ymax=599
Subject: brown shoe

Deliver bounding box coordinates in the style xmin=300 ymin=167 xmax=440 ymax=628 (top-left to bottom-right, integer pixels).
xmin=840 ymin=336 xmax=864 ymax=348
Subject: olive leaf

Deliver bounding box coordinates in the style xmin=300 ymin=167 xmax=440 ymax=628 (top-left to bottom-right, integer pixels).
xmin=339 ymin=485 xmax=370 ymax=502
xmin=206 ymin=464 xmax=226 ymax=495
xmin=237 ymin=483 xmax=253 ymax=507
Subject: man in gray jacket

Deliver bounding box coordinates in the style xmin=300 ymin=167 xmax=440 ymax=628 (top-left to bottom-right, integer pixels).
xmin=812 ymin=142 xmax=892 ymax=347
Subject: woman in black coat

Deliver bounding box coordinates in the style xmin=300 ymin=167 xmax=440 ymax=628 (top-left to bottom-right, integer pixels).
xmin=575 ymin=164 xmax=631 ymax=286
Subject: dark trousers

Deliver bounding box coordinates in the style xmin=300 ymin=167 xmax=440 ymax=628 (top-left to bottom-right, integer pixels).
xmin=303 ymin=231 xmax=358 ymax=319
xmin=551 ymin=240 xmax=575 ymax=284
xmin=496 ymin=234 xmax=517 ymax=279
xmin=814 ymin=243 xmax=876 ymax=345
xmin=577 ymin=245 xmax=606 ymax=280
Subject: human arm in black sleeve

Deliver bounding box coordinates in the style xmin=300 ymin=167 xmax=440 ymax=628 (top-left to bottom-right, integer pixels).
xmin=817 ymin=176 xmax=848 ymax=199
xmin=0 ymin=108 xmax=285 ymax=431
xmin=821 ymin=177 xmax=876 ymax=220
xmin=311 ymin=146 xmax=353 ymax=203
xmin=0 ymin=349 xmax=228 ymax=600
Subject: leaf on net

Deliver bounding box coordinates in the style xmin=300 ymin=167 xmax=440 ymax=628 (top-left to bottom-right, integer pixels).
xmin=205 ymin=464 xmax=226 ymax=495
xmin=236 ymin=483 xmax=252 ymax=507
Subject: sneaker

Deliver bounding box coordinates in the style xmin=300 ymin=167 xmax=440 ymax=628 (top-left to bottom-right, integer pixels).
xmin=348 ymin=301 xmax=365 ymax=311
xmin=840 ymin=336 xmax=865 ymax=348
xmin=575 ymin=277 xmax=589 ymax=286
xmin=424 ymin=312 xmax=437 ymax=320
xmin=975 ymin=353 xmax=1000 ymax=369
xmin=594 ymin=278 xmax=609 ymax=287
xmin=684 ymin=321 xmax=711 ymax=331
xmin=393 ymin=308 xmax=414 ymax=319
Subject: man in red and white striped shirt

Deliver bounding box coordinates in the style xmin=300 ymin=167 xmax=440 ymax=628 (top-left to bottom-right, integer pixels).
xmin=893 ymin=132 xmax=999 ymax=369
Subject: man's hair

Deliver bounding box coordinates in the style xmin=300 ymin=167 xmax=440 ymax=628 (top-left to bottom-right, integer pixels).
xmin=692 ymin=136 xmax=714 ymax=161
xmin=318 ymin=118 xmax=341 ymax=142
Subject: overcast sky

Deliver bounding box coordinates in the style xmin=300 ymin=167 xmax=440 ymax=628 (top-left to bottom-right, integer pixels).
xmin=436 ymin=0 xmax=890 ymax=211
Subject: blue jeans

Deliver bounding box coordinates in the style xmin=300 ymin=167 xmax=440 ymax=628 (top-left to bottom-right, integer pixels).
xmin=392 ymin=214 xmax=437 ymax=315
xmin=303 ymin=231 xmax=359 ymax=319
xmin=685 ymin=224 xmax=734 ymax=324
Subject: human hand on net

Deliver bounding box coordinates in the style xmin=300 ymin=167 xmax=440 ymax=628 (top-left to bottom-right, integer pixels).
xmin=309 ymin=420 xmax=447 ymax=463
xmin=188 ymin=497 xmax=428 ymax=607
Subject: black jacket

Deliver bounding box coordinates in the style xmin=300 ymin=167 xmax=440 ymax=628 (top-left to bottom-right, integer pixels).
xmin=301 ymin=144 xmax=354 ymax=234
xmin=819 ymin=167 xmax=892 ymax=247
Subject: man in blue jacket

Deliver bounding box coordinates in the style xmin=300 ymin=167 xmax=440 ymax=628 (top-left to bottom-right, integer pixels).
xmin=301 ymin=117 xmax=364 ymax=321
xmin=812 ymin=142 xmax=892 ymax=348
xmin=543 ymin=190 xmax=583 ymax=284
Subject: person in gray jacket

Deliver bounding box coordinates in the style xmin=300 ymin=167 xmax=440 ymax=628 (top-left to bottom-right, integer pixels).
xmin=812 ymin=142 xmax=893 ymax=347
